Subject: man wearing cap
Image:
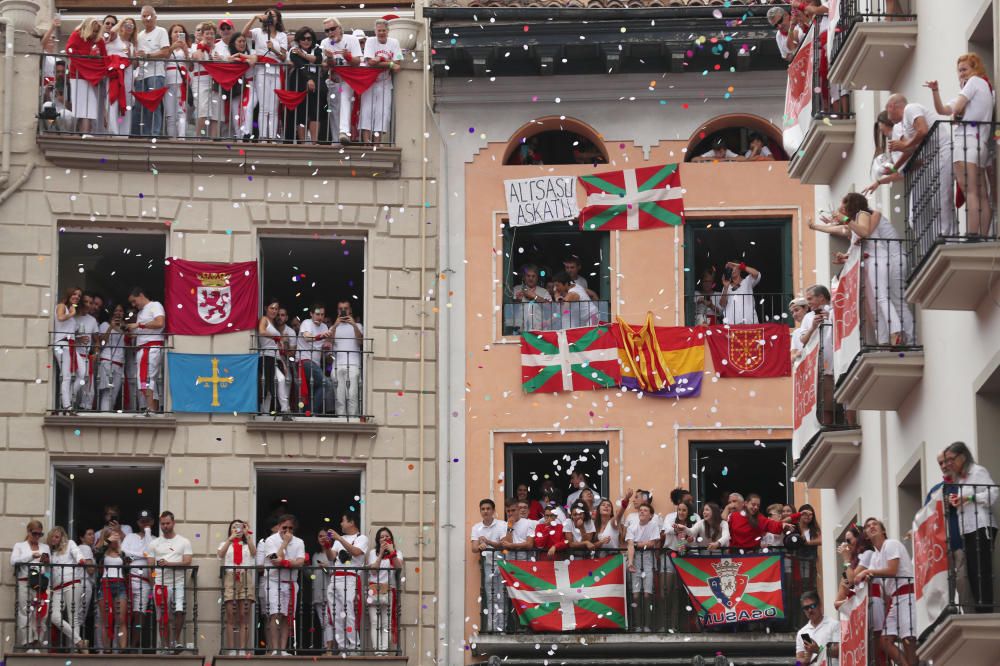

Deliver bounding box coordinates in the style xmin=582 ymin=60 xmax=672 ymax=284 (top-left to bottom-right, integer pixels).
xmin=789 ymin=296 xmax=809 ymax=360
xmin=217 ymin=18 xmax=235 ymax=54
xmin=320 ymin=17 xmax=362 ymax=144
xmin=122 ymin=510 xmax=156 ymax=648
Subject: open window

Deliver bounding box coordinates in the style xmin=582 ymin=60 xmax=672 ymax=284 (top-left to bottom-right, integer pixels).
xmin=684 ymin=114 xmax=788 ymax=162
xmin=683 ymin=218 xmax=793 ymax=326
xmin=504 ymin=441 xmax=609 ymax=509
xmin=255 ymin=467 xmax=364 ymax=551
xmin=505 ymin=130 xmax=608 ymax=166
xmin=689 ymin=440 xmax=791 ymax=511
xmin=52 ymin=462 xmax=163 ymax=542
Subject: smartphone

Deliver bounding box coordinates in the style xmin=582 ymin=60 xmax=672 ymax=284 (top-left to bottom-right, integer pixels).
xmin=802 ymin=633 xmax=812 ymax=645
xmin=338 ymin=307 xmax=348 ymax=317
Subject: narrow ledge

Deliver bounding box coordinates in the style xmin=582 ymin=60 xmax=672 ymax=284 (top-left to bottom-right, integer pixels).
xmin=43 ymin=414 xmax=178 ymax=430
xmin=245 ymin=418 xmax=378 ymax=436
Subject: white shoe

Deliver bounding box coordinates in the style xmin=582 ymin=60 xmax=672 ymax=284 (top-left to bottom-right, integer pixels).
xmin=271 ymin=650 xmax=280 ymax=655
xmin=280 ymin=651 xmax=291 ymax=656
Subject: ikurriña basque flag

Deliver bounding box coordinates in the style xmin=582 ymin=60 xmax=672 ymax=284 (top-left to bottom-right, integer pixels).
xmin=168 ymin=353 xmax=258 ymax=413
xmin=578 ymin=163 xmax=685 ymax=231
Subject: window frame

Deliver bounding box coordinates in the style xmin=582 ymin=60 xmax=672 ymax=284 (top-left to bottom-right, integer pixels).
xmin=688 ymin=439 xmax=793 ymax=511
xmin=503 ymin=440 xmax=611 ymax=505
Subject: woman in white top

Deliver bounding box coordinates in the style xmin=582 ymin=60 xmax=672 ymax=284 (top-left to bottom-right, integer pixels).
xmin=927 ymin=53 xmax=996 ymax=236
xmin=46 ymin=526 xmax=87 ymax=651
xmin=11 ymin=520 xmax=51 ymax=651
xmin=53 ymin=287 xmax=83 ymax=414
xmin=685 ymin=501 xmax=730 ymax=551
xmin=366 ymin=527 xmax=403 ymax=654
xmin=258 ymin=299 xmax=291 ymax=416
xmin=77 ymin=528 xmax=97 ymax=645
xmin=661 ymin=502 xmax=692 ymax=632
xmin=217 ymin=519 xmax=256 ymax=655
xmin=103 ymin=18 xmax=136 ymax=135
xmin=98 ymin=527 xmax=128 ymax=651
xmin=549 ymin=271 xmax=597 ymax=329
xmin=240 ymin=8 xmax=288 ymax=141
xmin=163 ymin=23 xmax=190 ymax=139
xmin=97 ymin=304 xmax=126 ymax=412
xmin=594 ymin=498 xmax=626 ymax=550
xmin=863 ymin=111 xmax=904 ymax=196
xmin=311 ymin=530 xmax=335 ymax=655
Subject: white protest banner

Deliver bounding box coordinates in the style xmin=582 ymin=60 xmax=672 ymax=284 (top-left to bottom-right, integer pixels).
xmin=913 ymin=489 xmax=950 ymax=636
xmin=504 ymin=176 xmax=579 ymax=227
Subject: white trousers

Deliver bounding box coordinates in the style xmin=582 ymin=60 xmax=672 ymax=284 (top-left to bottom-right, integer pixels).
xmin=335 ymin=363 xmax=361 ymax=417
xmin=329 ymin=574 xmax=359 ymax=650
xmin=864 ymin=241 xmax=915 ymax=345
xmin=106 ymin=68 xmax=133 ymax=135
xmin=327 ymin=79 xmax=354 ymax=137
xmin=359 ymin=79 xmax=392 ymax=134
xmin=16 ymin=579 xmax=45 ymax=646
xmin=98 ymin=360 xmax=124 ymax=411
xmin=275 ymin=366 xmax=291 ymax=412
xmin=164 ymin=81 xmax=187 ymax=138
xmin=49 ymin=582 xmax=83 ymax=646
xmin=315 ymin=602 xmax=335 ymax=644
xmin=253 ymin=66 xmax=281 ymax=139
xmin=55 ymin=345 xmax=87 ymax=410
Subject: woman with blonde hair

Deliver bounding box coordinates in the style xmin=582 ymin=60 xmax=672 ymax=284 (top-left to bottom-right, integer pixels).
xmin=10 ymin=520 xmax=50 ymax=651
xmin=53 ymin=287 xmax=83 ymax=414
xmin=926 ymin=53 xmax=996 ymax=237
xmin=104 ymin=17 xmax=137 ymax=135
xmin=66 ymin=17 xmax=107 ymax=133
xmin=46 ymin=526 xmax=87 ymax=651
xmin=97 ymin=526 xmax=128 ymax=651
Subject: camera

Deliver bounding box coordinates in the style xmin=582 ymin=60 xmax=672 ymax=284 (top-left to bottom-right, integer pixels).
xmin=337 ymin=549 xmax=351 ymax=564
xmin=722 ymin=266 xmax=734 ymax=281
xmin=338 ymin=307 xmax=348 ymax=317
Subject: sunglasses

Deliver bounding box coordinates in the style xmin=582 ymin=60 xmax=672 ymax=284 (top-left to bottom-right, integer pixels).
xmin=802 ymin=602 xmax=818 ymax=612
xmin=220 ymin=25 xmax=233 ymax=30
xmin=326 ymin=27 xmax=339 ymax=33
xmin=31 ymin=531 xmax=44 ymax=537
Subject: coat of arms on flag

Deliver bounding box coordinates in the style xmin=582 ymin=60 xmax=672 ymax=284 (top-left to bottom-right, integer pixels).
xmin=165 ymin=259 xmax=259 ymax=335
xmin=673 ymin=553 xmax=785 ymax=627
xmin=579 ymin=163 xmax=685 ymax=231
xmin=521 ymin=325 xmax=621 ymax=393
xmin=498 ymin=554 xmax=627 ymax=632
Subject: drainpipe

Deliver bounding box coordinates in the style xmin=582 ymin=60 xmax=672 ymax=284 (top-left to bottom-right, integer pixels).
xmin=0 ymin=17 xmax=15 ymax=188
xmin=416 ymin=7 xmax=430 ymax=664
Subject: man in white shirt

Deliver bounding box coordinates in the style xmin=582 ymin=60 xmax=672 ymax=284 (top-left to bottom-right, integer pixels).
xmin=500 ymin=500 xmax=537 ymax=560
xmin=360 ymin=18 xmax=402 ymax=144
xmin=134 ymin=6 xmax=170 ymax=136
xmin=623 ymin=488 xmax=653 ymax=532
xmin=121 ymin=510 xmax=153 ymax=646
xmin=97 ymin=304 xmax=127 ymax=411
xmin=767 ymin=6 xmax=804 ymax=62
xmin=126 ymin=287 xmax=166 ymax=414
xmin=789 ymin=297 xmax=809 ymax=361
xmin=857 ymin=517 xmax=916 ymax=666
xmin=626 ymin=503 xmax=661 ymax=631
xmin=263 ymin=514 xmax=305 ymax=655
xmin=800 ymin=284 xmax=836 ymax=423
xmin=471 ymin=498 xmax=508 ymax=632
xmin=330 ymin=300 xmax=364 ymax=417
xmin=296 ymin=304 xmax=331 ymax=414
xmin=562 ymin=255 xmax=598 ymax=298
xmin=796 ymin=590 xmax=840 ymax=663
xmin=324 ymin=512 xmax=368 ymax=653
xmin=145 ymin=511 xmax=193 ymax=653
xmin=566 ymin=470 xmax=602 ymax=508
xmin=510 ymin=264 xmax=554 ymax=333
xmin=75 ymin=294 xmax=101 ymax=410
xmin=321 ymin=17 xmax=363 ymax=144
xmin=719 ymin=261 xmax=762 ymax=325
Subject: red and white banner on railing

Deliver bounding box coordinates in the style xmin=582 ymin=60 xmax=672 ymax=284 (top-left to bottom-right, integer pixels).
xmin=838 ymin=581 xmax=868 ymax=666
xmin=833 ymin=243 xmax=861 ymax=378
xmin=913 ymin=489 xmax=950 ymax=636
xmin=792 ymin=332 xmax=821 ymax=459
xmin=782 ymin=24 xmax=815 ymax=155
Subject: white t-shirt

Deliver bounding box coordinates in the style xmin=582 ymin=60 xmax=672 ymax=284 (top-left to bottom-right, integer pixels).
xmin=597 ymin=520 xmax=621 ymax=549
xmin=76 ymin=313 xmax=100 ymax=348
xmin=10 ymin=541 xmax=51 ymax=567
xmin=99 ymin=322 xmax=126 ymax=363
xmin=217 ymin=539 xmax=253 ymax=567
xmin=48 ymin=541 xmax=83 ymax=586
xmin=511 ymin=517 xmax=537 ymax=545
xmin=801 ymin=305 xmax=833 ymax=375
xmin=566 ymin=487 xmax=601 ymax=508
xmin=796 ymin=613 xmax=840 ymax=654
xmin=137 ymin=300 xmax=166 ymax=343
xmin=745 ymin=146 xmax=773 ymax=158
xmin=146 ymin=533 xmax=193 ymax=585
xmin=470 ymin=519 xmax=507 ymax=560
xmin=363 ymin=36 xmax=402 ymax=84
xmin=262 ymin=532 xmax=306 ymax=578
xmin=331 ymin=321 xmax=363 ymax=366
xmin=791 ymin=324 xmax=807 ymax=353
xmin=872 ymin=538 xmax=913 ymax=595
xmin=626 ymin=518 xmax=661 ymax=545
xmin=321 ymin=34 xmax=362 ymax=66
xmin=330 ymin=533 xmax=368 ymax=569
xmin=703 ymin=148 xmax=739 ymax=159
xmin=367 ymin=547 xmax=403 ymax=587
xmin=136 ymin=26 xmax=170 ymax=79
xmin=250 ymin=27 xmax=288 ymax=60
xmin=121 ymin=529 xmax=153 ymax=578
xmin=955 ymin=75 xmax=994 ymax=124
xmin=297 ymin=319 xmax=328 ymax=365
xmin=212 ymin=39 xmax=231 ymax=60
xmin=106 ymin=35 xmax=133 ymax=58
xmin=776 ymin=24 xmax=804 ymax=60
xmin=901 ymin=102 xmax=949 ymax=149
xmin=722 ymin=273 xmax=761 ymax=325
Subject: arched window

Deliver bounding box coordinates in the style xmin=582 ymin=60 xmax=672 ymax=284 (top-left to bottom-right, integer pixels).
xmin=684 ymin=114 xmax=788 ymax=162
xmin=503 ymin=117 xmax=609 ymax=166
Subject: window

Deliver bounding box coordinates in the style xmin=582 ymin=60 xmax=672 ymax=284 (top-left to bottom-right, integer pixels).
xmin=683 ymin=218 xmax=793 ymax=326
xmin=504 ymin=129 xmax=608 ymax=166
xmin=259 ymin=236 xmax=365 ymax=322
xmin=501 ymin=221 xmax=611 ymax=336
xmin=504 ymin=441 xmax=609 ymax=509
xmin=686 ymin=127 xmax=788 ymax=162
xmin=52 ymin=462 xmax=163 ymax=541
xmin=689 ymin=440 xmax=791 ymax=510
xmin=897 ymin=460 xmax=922 ymax=551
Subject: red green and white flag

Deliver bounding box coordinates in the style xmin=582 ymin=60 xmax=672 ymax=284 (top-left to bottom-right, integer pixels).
xmin=578 ymin=164 xmax=685 ymax=231
xmin=521 ymin=325 xmax=621 ymax=393
xmin=672 ymin=553 xmax=785 ymax=627
xmin=498 ymin=554 xmax=628 ymax=631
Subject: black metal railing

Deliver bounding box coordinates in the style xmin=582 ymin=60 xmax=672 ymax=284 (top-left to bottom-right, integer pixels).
xmin=477 ymin=547 xmax=814 ymax=635
xmin=817 ymin=322 xmax=853 ymax=429
xmin=810 ymin=23 xmax=853 ymax=119
xmin=686 ymin=292 xmax=794 ymax=327
xmin=869 ymin=575 xmax=916 ymax=666
xmin=220 ymin=564 xmax=401 ymax=656
xmin=502 ymin=300 xmax=610 ymax=336
xmin=49 ymin=332 xmax=170 ymax=415
xmin=12 ymin=562 xmax=198 ymax=654
xmin=251 ymin=335 xmax=372 ymax=420
xmin=857 ymin=238 xmax=918 ymax=350
xmin=904 ymin=120 xmax=998 ymax=279
xmin=36 ymin=52 xmax=396 ymax=145
xmin=830 ymin=0 xmax=918 ymax=69
xmin=941 ymin=482 xmax=1000 ymax=618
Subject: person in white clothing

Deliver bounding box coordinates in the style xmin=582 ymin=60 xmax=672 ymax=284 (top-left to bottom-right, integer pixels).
xmin=594 ymin=498 xmax=626 ymax=550
xmin=218 ymin=519 xmax=256 ymax=655
xmin=626 ymin=504 xmax=661 ymax=632
xmin=297 ymin=304 xmax=331 ymax=413
xmin=719 ymin=260 xmax=761 ymax=325
xmin=744 ymin=132 xmax=774 ymax=160
xmin=126 ymin=287 xmax=166 ymax=413
xmin=856 ymin=518 xmax=916 ymax=666
xmin=75 ymin=294 xmax=100 ymax=410
xmin=121 ymin=511 xmax=154 ymax=647
xmin=796 ymin=590 xmax=840 ymax=663
xmin=53 ymin=287 xmax=83 ymax=414
xmin=321 ymin=17 xmax=363 ymax=144
xmin=134 ymin=7 xmax=170 ymax=136
xmin=500 ymin=500 xmax=537 ymax=561
xmin=163 ymin=23 xmax=190 ymax=138
xmin=224 ymin=32 xmax=258 ymax=139
xmin=566 ymin=470 xmax=602 ymax=509
xmin=262 ymin=514 xmax=305 ymax=655
xmin=330 ymin=300 xmax=364 ymax=417
xmin=359 ymin=19 xmax=401 ymax=143
xmin=623 ymin=488 xmax=653 ymax=532
xmin=241 ymin=8 xmax=287 ymax=141
xmin=104 ymin=18 xmax=136 ymax=135
xmin=11 ymin=520 xmax=51 ymax=651
xmin=366 ymin=527 xmax=403 ymax=654
xmin=97 ymin=526 xmax=129 ymax=651
xmin=766 ymin=6 xmax=804 ymax=62
xmin=684 ymin=502 xmax=730 ymax=550
xmin=470 ymin=499 xmax=507 ymax=632
xmin=311 ymin=530 xmax=335 ymax=654
xmin=510 ymin=264 xmax=554 ymax=333
xmin=789 ymin=297 xmax=809 ymax=361
xmin=76 ymin=528 xmax=97 ymax=645
xmin=46 ymin=526 xmax=87 ymax=650
xmin=324 ymin=513 xmax=368 ymax=654
xmin=98 ymin=304 xmax=127 ymax=411
xmin=258 ymin=300 xmax=292 ymax=417
xmin=256 ymin=520 xmax=279 ymax=627
xmin=145 ymin=511 xmax=193 ymax=653
xmin=562 ymin=255 xmax=598 ymax=297
xmin=800 ymin=284 xmax=836 ymax=423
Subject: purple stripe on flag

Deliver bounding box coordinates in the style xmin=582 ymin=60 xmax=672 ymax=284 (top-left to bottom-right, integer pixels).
xmin=621 ymin=370 xmax=702 ymax=398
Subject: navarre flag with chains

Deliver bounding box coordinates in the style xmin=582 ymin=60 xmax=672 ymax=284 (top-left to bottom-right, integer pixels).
xmin=521 ymin=325 xmax=621 ymax=393
xmin=498 ymin=553 xmax=628 ymax=631
xmin=673 ymin=553 xmax=785 ymax=627
xmin=579 ymin=163 xmax=685 ymax=231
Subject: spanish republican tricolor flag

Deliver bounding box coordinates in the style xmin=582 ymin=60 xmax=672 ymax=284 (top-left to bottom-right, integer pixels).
xmin=612 ymin=320 xmax=704 ymax=398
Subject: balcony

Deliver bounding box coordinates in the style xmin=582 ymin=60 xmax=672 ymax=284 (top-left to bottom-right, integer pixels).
xmin=828 ymin=0 xmax=918 ymax=91
xmin=834 ymin=238 xmax=923 ymax=412
xmin=35 ymin=53 xmax=401 ymax=177
xmin=502 ymin=300 xmax=611 ymax=337
xmin=684 ymin=291 xmax=793 ymax=327
xmin=904 ymin=120 xmax=1000 ymax=310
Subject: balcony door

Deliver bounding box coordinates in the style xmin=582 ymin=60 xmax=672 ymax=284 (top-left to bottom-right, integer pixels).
xmin=689 ymin=439 xmax=791 ymax=511
xmin=51 ymin=462 xmax=163 ymax=542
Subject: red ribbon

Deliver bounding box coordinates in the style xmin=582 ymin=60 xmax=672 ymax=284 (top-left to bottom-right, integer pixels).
xmin=101 ymin=578 xmax=115 ymax=646
xmin=68 ymin=338 xmax=78 ymax=374
xmin=132 ymin=87 xmax=169 ymax=112
xmin=232 ymin=539 xmax=243 ymax=566
xmin=138 ymin=340 xmax=163 ymax=388
xmin=199 ymin=61 xmax=250 ymax=91
xmin=274 ymin=88 xmax=307 ymax=111
xmin=153 ymin=583 xmax=170 ymax=640
xmin=106 ymin=55 xmax=132 ymax=113
xmin=390 ymin=587 xmax=399 ymax=645
xmin=334 ymin=66 xmax=381 ymax=97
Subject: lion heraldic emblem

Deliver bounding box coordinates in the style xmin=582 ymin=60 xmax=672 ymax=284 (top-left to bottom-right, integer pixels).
xmin=196 ymin=272 xmax=232 ymax=325
xmin=708 ymin=559 xmax=748 ymax=609
xmin=727 ymin=327 xmax=765 ymax=372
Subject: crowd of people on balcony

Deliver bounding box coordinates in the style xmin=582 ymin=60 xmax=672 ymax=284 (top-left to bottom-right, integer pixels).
xmin=506 ymin=256 xmax=603 ymax=332
xmin=10 ymin=508 xmax=404 ymax=657
xmin=692 ymin=261 xmax=763 ymax=326
xmin=38 ymin=5 xmax=403 ymax=144
xmin=690 ymin=133 xmax=775 ymax=162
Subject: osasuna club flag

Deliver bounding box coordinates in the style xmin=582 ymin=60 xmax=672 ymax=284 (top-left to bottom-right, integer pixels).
xmin=703 ymin=323 xmax=791 ymax=378
xmin=165 ymin=259 xmax=259 ymax=335
xmin=579 ymin=164 xmax=685 ymax=231
xmin=521 ymin=325 xmax=621 ymax=393
xmin=498 ymin=554 xmax=627 ymax=631
xmin=913 ymin=489 xmax=950 ymax=637
xmin=673 ymin=553 xmax=785 ymax=627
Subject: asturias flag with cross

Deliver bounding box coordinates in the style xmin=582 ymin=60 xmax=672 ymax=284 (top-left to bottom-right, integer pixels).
xmin=578 ymin=163 xmax=685 ymax=231
xmin=521 ymin=325 xmax=621 ymax=393
xmin=498 ymin=553 xmax=628 ymax=631
xmin=167 ymin=353 xmax=258 ymax=413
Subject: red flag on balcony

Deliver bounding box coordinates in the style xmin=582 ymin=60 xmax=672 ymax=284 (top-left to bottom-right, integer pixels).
xmin=164 ymin=259 xmax=259 ymax=335
xmin=703 ymin=323 xmax=791 ymax=378
xmin=275 ymin=89 xmax=308 ymax=111
xmin=131 ymin=87 xmax=168 ymax=112
xmin=838 ymin=579 xmax=868 ymax=664
xmin=913 ymin=491 xmax=950 ymax=635
xmin=105 ymin=55 xmax=131 ymax=113
xmin=334 ymin=66 xmax=382 ymax=96
xmin=673 ymin=552 xmax=785 ymax=627
xmin=199 ymin=61 xmax=250 ymax=90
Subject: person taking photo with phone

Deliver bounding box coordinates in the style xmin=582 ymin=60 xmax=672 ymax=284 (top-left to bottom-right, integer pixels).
xmin=367 ymin=527 xmax=403 ymax=655
xmin=330 ymin=300 xmax=364 ymax=418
